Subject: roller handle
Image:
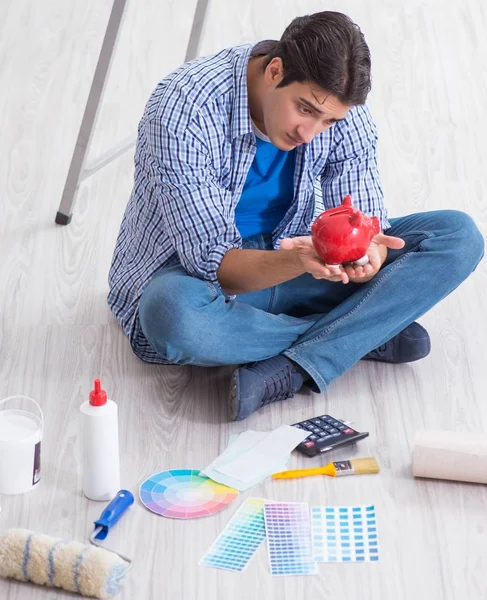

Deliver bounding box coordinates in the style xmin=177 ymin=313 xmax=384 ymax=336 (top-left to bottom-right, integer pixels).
xmin=92 ymin=489 xmax=134 ymax=540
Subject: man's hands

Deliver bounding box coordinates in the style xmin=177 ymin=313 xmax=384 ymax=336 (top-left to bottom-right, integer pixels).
xmin=280 ymin=232 xmax=405 ymax=284
xmin=217 ymin=231 xmax=405 ymax=296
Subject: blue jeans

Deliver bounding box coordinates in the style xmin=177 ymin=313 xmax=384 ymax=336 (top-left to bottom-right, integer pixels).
xmin=138 ymin=210 xmax=484 ymax=392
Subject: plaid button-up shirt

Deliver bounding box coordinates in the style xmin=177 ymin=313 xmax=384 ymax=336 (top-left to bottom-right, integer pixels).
xmin=108 ymin=42 xmax=389 ymax=363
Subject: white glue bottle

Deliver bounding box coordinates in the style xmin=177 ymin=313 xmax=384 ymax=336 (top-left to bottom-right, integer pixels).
xmin=80 ymin=378 xmax=120 ymax=501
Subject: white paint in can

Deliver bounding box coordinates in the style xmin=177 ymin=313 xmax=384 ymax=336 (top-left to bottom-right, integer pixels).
xmin=0 ymin=396 xmax=43 ymax=494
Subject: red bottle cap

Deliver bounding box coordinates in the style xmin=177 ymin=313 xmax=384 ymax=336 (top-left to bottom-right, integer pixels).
xmin=89 ymin=378 xmax=107 ymax=406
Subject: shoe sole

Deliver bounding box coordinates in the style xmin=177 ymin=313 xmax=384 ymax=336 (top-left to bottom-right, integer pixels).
xmin=229 ymin=371 xmax=240 ymax=421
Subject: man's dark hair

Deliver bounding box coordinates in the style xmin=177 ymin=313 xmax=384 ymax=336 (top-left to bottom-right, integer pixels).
xmin=262 ymin=12 xmax=372 ymax=105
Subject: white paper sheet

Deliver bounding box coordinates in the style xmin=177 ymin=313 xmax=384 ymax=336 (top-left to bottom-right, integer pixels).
xmin=202 ymin=425 xmax=309 ymax=491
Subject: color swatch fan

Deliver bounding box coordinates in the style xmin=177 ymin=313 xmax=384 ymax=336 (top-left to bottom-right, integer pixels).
xmin=139 ymin=469 xmax=238 ymax=519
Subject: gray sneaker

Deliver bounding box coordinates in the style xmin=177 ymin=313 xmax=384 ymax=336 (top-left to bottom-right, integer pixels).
xmin=229 ymin=356 xmax=304 ymax=421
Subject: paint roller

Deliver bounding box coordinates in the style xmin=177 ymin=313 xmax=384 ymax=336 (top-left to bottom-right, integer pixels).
xmin=0 ymin=489 xmax=134 ymax=599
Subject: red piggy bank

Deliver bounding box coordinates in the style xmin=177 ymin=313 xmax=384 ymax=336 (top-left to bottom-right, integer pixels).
xmin=312 ymin=195 xmax=381 ymax=267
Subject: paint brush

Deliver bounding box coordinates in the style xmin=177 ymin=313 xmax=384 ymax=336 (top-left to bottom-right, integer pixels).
xmin=272 ymin=457 xmax=380 ymax=480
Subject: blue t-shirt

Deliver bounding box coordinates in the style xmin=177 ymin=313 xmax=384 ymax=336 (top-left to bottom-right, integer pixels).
xmin=235 ymin=126 xmax=296 ymax=238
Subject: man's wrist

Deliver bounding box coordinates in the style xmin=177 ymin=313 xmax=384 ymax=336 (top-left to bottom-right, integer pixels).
xmin=217 ymin=246 xmax=305 ymax=295
xmin=288 ymin=246 xmax=304 ymax=274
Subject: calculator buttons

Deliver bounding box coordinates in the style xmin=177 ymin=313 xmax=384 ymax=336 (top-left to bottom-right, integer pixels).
xmin=293 ymin=416 xmax=366 ymax=456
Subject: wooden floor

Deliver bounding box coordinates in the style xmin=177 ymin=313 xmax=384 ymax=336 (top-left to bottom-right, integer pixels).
xmin=1 ymin=0 xmax=487 ymax=598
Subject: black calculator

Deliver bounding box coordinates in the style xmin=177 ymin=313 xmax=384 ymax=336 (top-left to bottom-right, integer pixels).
xmin=292 ymin=414 xmax=369 ymax=457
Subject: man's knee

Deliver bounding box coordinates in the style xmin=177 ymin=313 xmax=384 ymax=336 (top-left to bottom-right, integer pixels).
xmin=442 ymin=210 xmax=484 ymax=276
xmin=138 ymin=269 xmax=220 ymax=361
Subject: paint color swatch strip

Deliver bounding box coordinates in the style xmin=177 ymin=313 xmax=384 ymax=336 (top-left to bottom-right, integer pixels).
xmin=263 ymin=502 xmax=318 ymax=576
xmin=311 ymin=505 xmax=379 ymax=562
xmin=199 ymin=498 xmax=266 ymax=571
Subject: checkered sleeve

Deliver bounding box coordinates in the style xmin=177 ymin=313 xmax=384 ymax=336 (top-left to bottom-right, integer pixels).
xmin=320 ymin=105 xmax=390 ymax=230
xmin=144 ymin=115 xmax=242 ymax=284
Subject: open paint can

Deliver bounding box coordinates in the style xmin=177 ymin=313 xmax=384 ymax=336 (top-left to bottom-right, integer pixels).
xmin=0 ymin=395 xmax=43 ymax=494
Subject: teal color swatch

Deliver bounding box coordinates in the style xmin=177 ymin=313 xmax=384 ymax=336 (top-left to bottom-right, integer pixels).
xmin=200 ymin=498 xmax=266 ymax=571
xmin=311 ymin=505 xmax=379 ymax=562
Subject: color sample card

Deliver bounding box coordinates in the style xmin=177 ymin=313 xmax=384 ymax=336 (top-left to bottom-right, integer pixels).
xmin=200 ymin=498 xmax=266 ymax=572
xmin=139 ymin=469 xmax=238 ymax=519
xmin=311 ymin=505 xmax=379 ymax=562
xmin=263 ymin=502 xmax=318 ymax=576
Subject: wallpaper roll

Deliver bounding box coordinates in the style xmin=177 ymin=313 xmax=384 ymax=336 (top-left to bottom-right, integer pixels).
xmin=412 ymin=429 xmax=487 ymax=484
